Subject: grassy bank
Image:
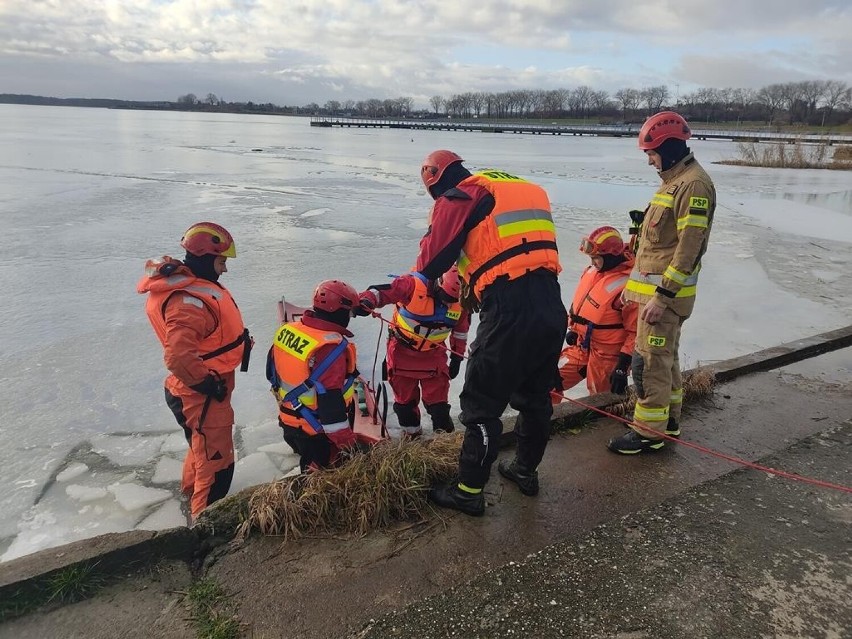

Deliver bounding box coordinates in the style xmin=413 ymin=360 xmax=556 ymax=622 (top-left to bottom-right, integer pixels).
xmin=719 ymin=140 xmax=852 ymax=169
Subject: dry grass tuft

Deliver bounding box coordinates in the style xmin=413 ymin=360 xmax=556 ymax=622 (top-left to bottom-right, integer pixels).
xmin=833 ymin=145 xmax=852 ymax=162
xmin=596 ymin=366 xmax=716 ymax=420
xmin=721 ymin=139 xmax=852 ymax=170
xmin=237 ymin=434 xmax=462 ymax=541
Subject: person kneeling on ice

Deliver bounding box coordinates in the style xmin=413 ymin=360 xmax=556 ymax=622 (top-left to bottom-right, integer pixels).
xmin=556 ymin=226 xmax=637 ymax=398
xmin=355 ymin=266 xmax=470 ymax=437
xmin=137 ymin=222 xmax=253 ymax=524
xmin=267 ymin=280 xmax=361 ymax=472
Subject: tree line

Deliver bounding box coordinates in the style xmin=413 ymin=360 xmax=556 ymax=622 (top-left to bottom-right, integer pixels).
xmin=309 ymin=81 xmax=851 ymax=127
xmin=4 ymin=78 xmax=850 ymax=127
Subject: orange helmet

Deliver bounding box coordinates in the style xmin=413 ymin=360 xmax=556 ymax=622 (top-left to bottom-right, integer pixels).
xmin=180 ymin=222 xmax=236 ymax=258
xmin=438 ymin=265 xmax=461 ymax=301
xmin=580 ymin=226 xmax=625 ymax=256
xmin=638 ymin=111 xmax=691 ymax=151
xmin=313 ymin=280 xmax=358 ymax=313
xmin=421 ymin=150 xmax=463 ymax=189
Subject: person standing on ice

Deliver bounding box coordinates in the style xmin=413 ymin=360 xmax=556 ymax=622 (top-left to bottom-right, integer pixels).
xmin=267 ymin=280 xmax=360 ymax=472
xmin=371 ymin=150 xmax=567 ymax=516
xmin=355 ymin=265 xmax=470 ymax=437
xmin=137 ymin=222 xmax=252 ymax=522
xmin=607 ymin=111 xmax=716 ymax=454
xmin=556 ymin=226 xmax=637 ymax=397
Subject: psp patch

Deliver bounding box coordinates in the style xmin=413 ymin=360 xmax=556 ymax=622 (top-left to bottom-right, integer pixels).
xmin=648 ymin=335 xmax=667 ymax=347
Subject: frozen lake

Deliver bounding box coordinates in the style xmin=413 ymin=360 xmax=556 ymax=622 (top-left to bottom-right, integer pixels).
xmin=1 ymin=105 xmax=850 ymax=561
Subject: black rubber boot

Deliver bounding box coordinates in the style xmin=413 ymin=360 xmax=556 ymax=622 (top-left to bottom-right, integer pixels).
xmin=497 ymin=459 xmax=540 ymax=496
xmin=393 ymin=401 xmax=422 ymax=438
xmin=428 ymin=482 xmax=485 ymax=516
xmin=426 ymin=402 xmax=454 ymax=433
xmin=665 ymin=417 xmax=681 ymax=437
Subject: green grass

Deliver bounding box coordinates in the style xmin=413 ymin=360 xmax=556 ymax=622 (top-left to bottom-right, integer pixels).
xmin=46 ymin=562 xmax=105 ymax=604
xmin=185 ymin=578 xmax=243 ymax=639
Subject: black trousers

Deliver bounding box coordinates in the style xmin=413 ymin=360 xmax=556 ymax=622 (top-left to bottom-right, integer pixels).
xmin=457 ymin=269 xmax=567 ymax=489
xmin=280 ymin=420 xmax=333 ymax=472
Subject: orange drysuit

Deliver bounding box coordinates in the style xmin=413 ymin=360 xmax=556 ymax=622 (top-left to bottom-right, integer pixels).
xmin=138 ymin=257 xmax=250 ymax=517
xmin=558 ymin=255 xmax=637 ymax=395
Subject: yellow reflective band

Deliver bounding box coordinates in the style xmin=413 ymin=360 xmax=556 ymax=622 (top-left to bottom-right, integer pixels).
xmin=625 ymin=280 xmax=697 ymax=297
xmin=457 ymin=255 xmax=470 ymax=276
xmin=457 ymin=482 xmax=482 ymax=494
xmin=648 ymin=335 xmax=667 ymax=347
xmin=670 ymin=389 xmax=683 ymax=404
xmin=651 ymin=194 xmax=674 ymax=207
xmin=595 ymin=230 xmax=621 ymax=246
xmin=343 ymin=386 xmax=354 ymax=402
xmin=496 ymin=219 xmax=556 ymax=238
xmin=688 ymin=196 xmax=710 ymax=210
xmin=476 ymin=169 xmax=526 ymax=183
xmin=677 ymin=215 xmax=709 ymax=230
xmin=663 ymin=265 xmax=692 ymax=285
xmin=634 ymin=403 xmax=669 ymax=422
xmin=274 ymin=325 xmax=320 ymax=362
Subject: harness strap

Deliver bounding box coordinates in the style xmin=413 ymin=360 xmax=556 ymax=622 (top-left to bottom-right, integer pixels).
xmin=467 ymin=240 xmax=558 ymax=294
xmin=279 ymin=339 xmax=350 ymax=433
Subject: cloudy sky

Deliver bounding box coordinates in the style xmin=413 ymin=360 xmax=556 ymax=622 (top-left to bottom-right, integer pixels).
xmin=1 ymin=0 xmax=850 ymax=108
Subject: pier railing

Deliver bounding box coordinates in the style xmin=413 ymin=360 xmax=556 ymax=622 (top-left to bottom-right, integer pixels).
xmin=310 ymin=116 xmax=852 ymax=145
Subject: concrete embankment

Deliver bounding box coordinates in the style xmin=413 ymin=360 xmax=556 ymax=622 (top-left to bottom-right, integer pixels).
xmin=0 ymin=326 xmax=850 ymax=638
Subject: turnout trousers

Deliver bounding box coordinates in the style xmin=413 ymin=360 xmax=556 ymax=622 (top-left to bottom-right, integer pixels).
xmin=165 ymin=375 xmax=235 ymax=517
xmin=458 ymin=270 xmax=567 ymax=489
xmin=631 ymin=302 xmax=687 ymax=437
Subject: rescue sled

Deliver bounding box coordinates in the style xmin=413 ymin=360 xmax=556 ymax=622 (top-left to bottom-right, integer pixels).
xmin=277 ymin=297 xmax=389 ymax=446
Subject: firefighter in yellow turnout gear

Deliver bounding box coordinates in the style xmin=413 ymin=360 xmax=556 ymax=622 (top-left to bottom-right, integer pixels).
xmin=608 ymin=111 xmax=716 ymax=454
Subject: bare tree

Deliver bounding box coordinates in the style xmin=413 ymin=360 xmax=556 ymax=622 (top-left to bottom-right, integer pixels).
xmin=614 ymin=88 xmax=640 ymax=120
xmin=177 ymin=93 xmax=198 ymax=105
xmin=324 ymin=100 xmax=341 ymax=114
xmin=429 ymin=95 xmax=443 ymax=116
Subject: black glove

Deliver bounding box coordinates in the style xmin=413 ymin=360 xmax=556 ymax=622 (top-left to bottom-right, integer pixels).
xmin=609 ymin=353 xmax=632 ymax=395
xmin=629 ymin=209 xmax=645 ymax=225
xmin=190 ymin=373 xmax=228 ymax=402
xmin=353 ymin=290 xmax=378 ymax=317
xmin=448 ymin=354 xmax=463 ymax=380
xmin=565 ymin=330 xmax=579 ymax=346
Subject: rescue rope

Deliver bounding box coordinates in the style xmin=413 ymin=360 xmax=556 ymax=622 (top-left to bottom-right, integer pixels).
xmin=550 ymin=390 xmax=852 ymax=495
xmin=363 ymin=310 xmax=852 ymax=495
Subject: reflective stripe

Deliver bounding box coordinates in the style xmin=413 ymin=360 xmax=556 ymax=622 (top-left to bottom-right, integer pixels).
xmin=181 ymin=295 xmax=203 ymax=308
xmin=651 ymin=193 xmax=674 ymax=207
xmin=604 ymin=276 xmax=628 ymax=293
xmin=663 ymin=265 xmax=693 ymax=285
xmin=458 ymin=252 xmax=470 ymax=277
xmin=322 ymin=420 xmax=349 ymax=434
xmin=670 ymin=388 xmax=683 ymax=405
xmin=626 ymin=267 xmax=699 ymax=297
xmin=164 ymin=274 xmax=192 ymax=286
xmin=677 ymin=215 xmax=709 ymax=230
xmin=458 ymin=482 xmax=482 ymax=494
xmin=401 ymin=425 xmax=422 ymax=436
xmin=494 ymin=208 xmax=555 ymax=239
xmin=451 ymin=331 xmax=468 ymax=340
xmin=184 ymin=284 xmax=223 ymax=300
xmin=634 ymin=403 xmax=669 ymax=423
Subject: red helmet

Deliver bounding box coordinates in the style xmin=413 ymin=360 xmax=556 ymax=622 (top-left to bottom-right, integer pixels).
xmin=421 ymin=150 xmax=463 ymax=189
xmin=180 ymin=222 xmax=236 ymax=258
xmin=638 ymin=111 xmax=691 ymax=151
xmin=438 ymin=265 xmax=461 ymax=301
xmin=580 ymin=226 xmax=625 ymax=256
xmin=313 ymin=280 xmax=357 ymax=313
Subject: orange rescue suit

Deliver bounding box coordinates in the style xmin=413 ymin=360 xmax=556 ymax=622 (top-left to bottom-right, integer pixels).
xmin=558 ymin=256 xmax=637 ymax=395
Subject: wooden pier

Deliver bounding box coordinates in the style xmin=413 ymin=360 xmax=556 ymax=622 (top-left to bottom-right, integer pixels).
xmin=310 ymin=116 xmax=852 ymax=145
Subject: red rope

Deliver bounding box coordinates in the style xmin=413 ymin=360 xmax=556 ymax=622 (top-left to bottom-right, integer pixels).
xmin=365 ymin=311 xmax=852 ymax=495
xmin=552 ymin=390 xmax=852 ymax=495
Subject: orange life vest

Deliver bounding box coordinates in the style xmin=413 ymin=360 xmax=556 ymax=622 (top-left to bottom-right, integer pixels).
xmin=457 ymin=170 xmax=561 ymax=301
xmin=569 ymin=260 xmax=633 ymax=350
xmin=392 ymin=273 xmax=462 ymax=351
xmin=270 ymin=321 xmax=357 ymax=435
xmin=143 ymin=270 xmax=248 ymax=374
